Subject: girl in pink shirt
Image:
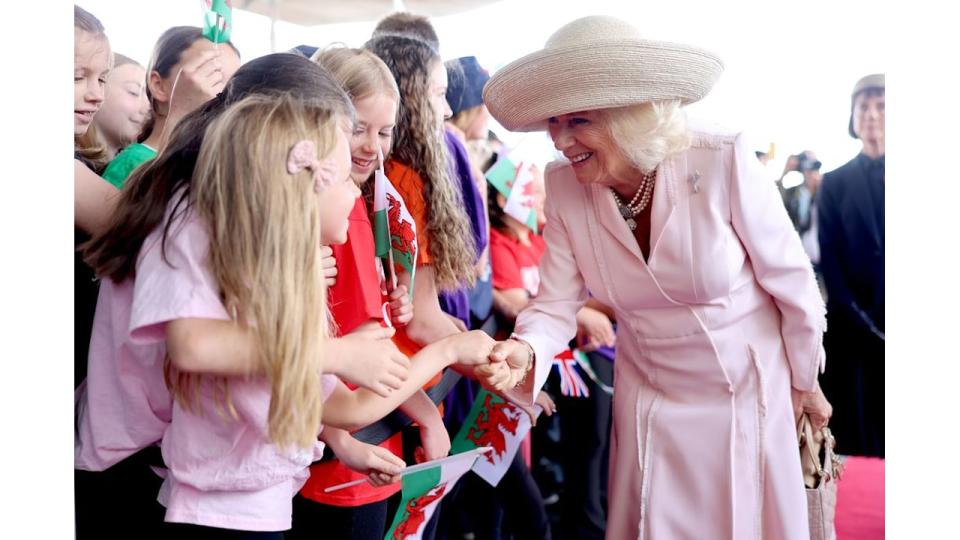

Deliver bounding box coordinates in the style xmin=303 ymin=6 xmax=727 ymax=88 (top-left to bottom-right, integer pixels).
xmin=155 ymin=94 xmax=495 ymax=538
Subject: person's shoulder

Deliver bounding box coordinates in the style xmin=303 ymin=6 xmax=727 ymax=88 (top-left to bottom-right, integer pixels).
xmin=821 ymin=155 xmax=861 ymax=190
xmin=488 ymin=227 xmax=511 ymax=247
xmin=824 ymin=156 xmax=860 ymax=178
xmin=543 ymin=159 xmax=579 ymax=189
xmin=686 ymin=117 xmax=740 ymax=150
xmin=386 ymin=160 xmax=424 ymax=191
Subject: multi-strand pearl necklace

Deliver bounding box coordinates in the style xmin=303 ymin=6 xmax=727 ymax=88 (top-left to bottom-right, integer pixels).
xmin=611 ymin=169 xmax=656 ymax=231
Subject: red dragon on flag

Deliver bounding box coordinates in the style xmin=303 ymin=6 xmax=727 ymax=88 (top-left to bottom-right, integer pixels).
xmin=387 ymin=193 xmax=417 ymax=259
xmin=391 ymin=483 xmax=448 ymax=539
xmin=466 ymin=394 xmax=522 ymax=465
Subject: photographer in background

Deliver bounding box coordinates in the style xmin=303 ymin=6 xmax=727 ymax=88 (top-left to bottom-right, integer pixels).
xmin=779 ymin=150 xmax=823 ymax=270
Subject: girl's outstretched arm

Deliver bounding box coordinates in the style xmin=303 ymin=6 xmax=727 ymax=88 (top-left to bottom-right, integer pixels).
xmin=322 ymin=330 xmax=495 ymax=431
xmin=167 ymin=319 xmax=410 ymax=397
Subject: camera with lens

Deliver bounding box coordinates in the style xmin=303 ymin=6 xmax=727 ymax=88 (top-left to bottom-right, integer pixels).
xmin=791 ymin=152 xmax=822 ymax=172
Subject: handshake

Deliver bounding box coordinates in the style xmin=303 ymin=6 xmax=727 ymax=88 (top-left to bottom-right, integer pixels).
xmin=331 ymin=328 xmax=536 ymax=398
xmin=449 ymin=331 xmax=536 ymax=393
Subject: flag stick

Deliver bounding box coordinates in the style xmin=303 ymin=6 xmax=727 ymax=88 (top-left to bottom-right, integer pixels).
xmin=323 ymin=447 xmax=492 ymax=493
xmin=408 ymin=244 xmax=418 ymax=301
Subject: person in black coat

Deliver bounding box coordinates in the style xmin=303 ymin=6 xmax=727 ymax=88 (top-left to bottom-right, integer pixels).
xmin=816 ymin=73 xmax=885 ymax=457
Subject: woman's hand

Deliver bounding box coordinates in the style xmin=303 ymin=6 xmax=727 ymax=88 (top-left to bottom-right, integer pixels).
xmin=791 ymin=381 xmax=833 ymax=430
xmin=415 ymin=421 xmax=451 ymax=463
xmin=576 ymin=306 xmax=615 ymax=352
xmin=320 ymin=245 xmax=337 ymax=287
xmin=477 ymin=338 xmax=532 ymax=392
xmin=387 ymin=284 xmax=413 ymax=326
xmin=167 ymin=49 xmax=225 ymax=125
xmin=327 ymin=432 xmax=406 ymax=487
xmin=329 ymin=326 xmax=410 ymax=397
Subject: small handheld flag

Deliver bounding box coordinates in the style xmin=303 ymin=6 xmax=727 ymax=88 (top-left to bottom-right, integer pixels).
xmin=381 ymin=449 xmax=488 ymax=539
xmin=450 ymin=389 xmax=541 ymax=486
xmin=553 ymin=349 xmax=591 ymax=398
xmin=373 ymin=148 xmax=418 ymax=300
xmin=485 ymin=155 xmax=538 ymax=232
xmin=323 ymin=447 xmax=491 ymax=494
xmin=202 ymin=0 xmax=233 ymax=44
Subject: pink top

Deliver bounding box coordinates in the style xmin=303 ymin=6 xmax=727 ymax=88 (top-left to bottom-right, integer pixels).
xmin=161 ymin=373 xmax=337 ymax=532
xmin=145 ymin=208 xmax=338 ymax=532
xmin=75 ymin=200 xmax=229 ymax=471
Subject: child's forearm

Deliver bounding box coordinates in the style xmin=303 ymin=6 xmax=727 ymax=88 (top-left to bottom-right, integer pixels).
xmin=398 ymin=390 xmax=444 ymax=429
xmin=322 ymin=339 xmax=456 ymax=430
xmin=318 ymin=425 xmax=351 ymax=447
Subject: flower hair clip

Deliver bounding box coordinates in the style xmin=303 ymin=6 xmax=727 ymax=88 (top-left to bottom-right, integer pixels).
xmin=287 ymin=139 xmax=338 ymax=192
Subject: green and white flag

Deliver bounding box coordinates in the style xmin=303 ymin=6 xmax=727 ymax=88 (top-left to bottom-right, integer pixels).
xmin=373 ymin=148 xmax=417 ymax=300
xmin=450 ymin=389 xmax=541 ymax=486
xmin=383 ymin=449 xmax=487 ymax=540
xmin=201 ymin=0 xmax=232 ymax=43
xmin=485 ymin=156 xmax=538 ymax=232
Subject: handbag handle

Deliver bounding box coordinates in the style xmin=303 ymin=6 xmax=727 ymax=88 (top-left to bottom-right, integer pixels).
xmin=797 ymin=413 xmax=841 ymax=483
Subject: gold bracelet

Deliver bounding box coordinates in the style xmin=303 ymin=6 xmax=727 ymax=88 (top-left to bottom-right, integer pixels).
xmin=509 ymin=334 xmax=535 ymax=388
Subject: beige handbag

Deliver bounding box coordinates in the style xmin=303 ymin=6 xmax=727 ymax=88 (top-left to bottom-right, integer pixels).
xmin=798 ymin=413 xmax=844 ymax=540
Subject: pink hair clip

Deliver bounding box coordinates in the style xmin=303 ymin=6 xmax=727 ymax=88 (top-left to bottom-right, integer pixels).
xmin=287 ymin=139 xmax=338 ymax=192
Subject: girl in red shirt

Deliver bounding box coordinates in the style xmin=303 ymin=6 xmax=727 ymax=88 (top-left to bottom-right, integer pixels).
xmin=293 ymin=47 xmax=453 ymax=540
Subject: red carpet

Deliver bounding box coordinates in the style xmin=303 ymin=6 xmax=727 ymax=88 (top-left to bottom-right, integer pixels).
xmin=834 ymin=456 xmax=884 ymax=539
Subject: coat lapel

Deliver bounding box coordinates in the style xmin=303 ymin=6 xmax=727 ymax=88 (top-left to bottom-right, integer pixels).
xmin=592 ymin=183 xmax=645 ymax=261
xmin=589 ymin=155 xmax=682 ymax=266
xmin=649 ymin=153 xmax=682 ymax=261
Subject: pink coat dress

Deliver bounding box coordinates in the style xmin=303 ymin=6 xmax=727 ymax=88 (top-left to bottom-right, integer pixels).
xmin=506 ymin=121 xmax=826 ymax=540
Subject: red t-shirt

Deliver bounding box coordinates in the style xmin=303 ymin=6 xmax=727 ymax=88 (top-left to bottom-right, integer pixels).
xmin=326 ymin=197 xmax=384 ymax=336
xmin=300 ymin=197 xmax=403 ymax=506
xmin=489 ymin=228 xmax=547 ymax=296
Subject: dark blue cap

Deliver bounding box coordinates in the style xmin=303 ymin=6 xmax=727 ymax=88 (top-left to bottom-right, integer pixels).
xmin=290 ymin=44 xmax=318 ymax=59
xmin=445 ymin=56 xmax=490 ymax=116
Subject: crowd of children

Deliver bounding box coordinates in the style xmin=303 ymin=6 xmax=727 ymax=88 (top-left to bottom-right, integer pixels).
xmin=74 ymin=5 xmax=617 ymax=539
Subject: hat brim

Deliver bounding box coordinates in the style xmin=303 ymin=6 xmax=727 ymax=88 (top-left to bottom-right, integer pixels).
xmin=483 ymin=39 xmax=724 ymax=132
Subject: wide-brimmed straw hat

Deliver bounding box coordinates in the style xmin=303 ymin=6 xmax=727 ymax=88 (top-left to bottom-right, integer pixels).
xmin=483 ymin=16 xmax=724 ymax=132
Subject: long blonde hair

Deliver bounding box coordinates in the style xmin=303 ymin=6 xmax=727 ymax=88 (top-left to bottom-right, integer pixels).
xmin=170 ymin=94 xmax=338 ymax=449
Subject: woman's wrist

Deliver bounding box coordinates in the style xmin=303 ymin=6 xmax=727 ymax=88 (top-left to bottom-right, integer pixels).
xmin=508 ymin=333 xmax=536 ymax=378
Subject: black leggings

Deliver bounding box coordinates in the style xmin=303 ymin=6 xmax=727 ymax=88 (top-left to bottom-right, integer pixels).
xmin=74 ymin=447 xmax=170 ymax=540
xmin=165 ymin=523 xmax=284 ymax=539
xmin=289 ymin=493 xmax=400 ymax=540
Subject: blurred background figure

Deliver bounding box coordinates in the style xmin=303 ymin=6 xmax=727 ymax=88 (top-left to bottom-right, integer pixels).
xmin=779 ymin=150 xmax=823 ymax=272
xmin=817 ymin=73 xmax=885 ymax=458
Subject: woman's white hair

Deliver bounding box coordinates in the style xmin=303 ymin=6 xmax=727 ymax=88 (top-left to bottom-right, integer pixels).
xmin=600 ymin=100 xmax=691 ymax=173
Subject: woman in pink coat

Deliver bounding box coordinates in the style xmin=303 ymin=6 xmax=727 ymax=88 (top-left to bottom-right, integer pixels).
xmin=476 ymin=16 xmax=833 ymax=540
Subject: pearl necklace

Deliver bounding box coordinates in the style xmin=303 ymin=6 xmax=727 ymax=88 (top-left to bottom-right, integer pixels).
xmin=611 ymin=169 xmax=656 ymax=231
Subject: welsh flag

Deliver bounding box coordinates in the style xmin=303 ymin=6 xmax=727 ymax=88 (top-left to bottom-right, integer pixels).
xmin=373 ymin=152 xmax=418 ymax=299
xmin=449 ymin=389 xmax=541 ymax=486
xmin=202 ymin=0 xmax=232 ymax=43
xmin=383 ymin=450 xmax=484 ymax=540
xmin=485 ymin=155 xmax=538 ymax=232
